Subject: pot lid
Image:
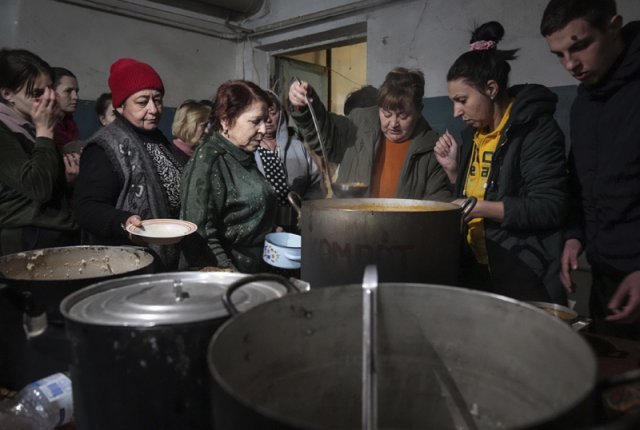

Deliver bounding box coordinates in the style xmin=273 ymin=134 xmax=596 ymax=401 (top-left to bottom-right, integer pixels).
xmin=62 ymin=272 xmax=292 ymax=327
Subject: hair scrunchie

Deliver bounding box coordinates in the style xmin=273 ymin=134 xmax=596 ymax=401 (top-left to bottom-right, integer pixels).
xmin=469 ymin=40 xmax=496 ymax=51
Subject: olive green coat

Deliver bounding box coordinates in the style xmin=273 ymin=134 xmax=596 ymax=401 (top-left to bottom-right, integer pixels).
xmin=0 ymin=122 xmax=77 ymax=254
xmin=291 ymin=97 xmax=451 ymax=200
xmin=180 ymin=132 xmax=277 ymax=272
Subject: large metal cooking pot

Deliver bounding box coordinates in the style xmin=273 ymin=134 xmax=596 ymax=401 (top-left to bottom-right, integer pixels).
xmin=207 ymin=283 xmax=599 ymax=429
xmin=298 ymin=198 xmax=474 ymax=287
xmin=0 ymin=245 xmax=155 ymax=322
xmin=0 ymin=245 xmax=154 ymax=390
xmin=61 ymin=272 xmax=305 ymax=430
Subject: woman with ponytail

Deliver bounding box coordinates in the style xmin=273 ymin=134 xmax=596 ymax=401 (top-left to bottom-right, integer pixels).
xmin=434 ymin=21 xmax=569 ymax=304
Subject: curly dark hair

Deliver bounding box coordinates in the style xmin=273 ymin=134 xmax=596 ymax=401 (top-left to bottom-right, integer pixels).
xmin=210 ymin=80 xmax=271 ymax=131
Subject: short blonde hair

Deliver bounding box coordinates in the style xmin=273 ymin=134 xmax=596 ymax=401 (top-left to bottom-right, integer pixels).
xmin=171 ymin=100 xmax=211 ymax=144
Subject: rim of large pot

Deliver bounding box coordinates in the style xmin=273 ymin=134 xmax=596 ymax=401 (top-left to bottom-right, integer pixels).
xmin=0 ymin=245 xmax=155 ymax=281
xmin=303 ymin=198 xmax=461 ymax=212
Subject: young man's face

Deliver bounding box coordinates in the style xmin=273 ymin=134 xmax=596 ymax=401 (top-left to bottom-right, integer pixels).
xmin=545 ymin=16 xmax=622 ymax=87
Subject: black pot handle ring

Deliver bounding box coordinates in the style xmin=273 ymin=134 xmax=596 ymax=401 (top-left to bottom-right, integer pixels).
xmin=460 ymin=196 xmax=478 ymax=220
xmin=222 ymin=273 xmax=300 ymax=315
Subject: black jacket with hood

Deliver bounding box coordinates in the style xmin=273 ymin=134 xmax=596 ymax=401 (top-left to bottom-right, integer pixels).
xmin=454 ymin=84 xmax=569 ymax=303
xmin=567 ymin=21 xmax=640 ymax=277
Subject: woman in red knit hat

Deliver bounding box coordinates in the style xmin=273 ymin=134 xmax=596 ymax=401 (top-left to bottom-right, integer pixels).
xmin=74 ymin=58 xmax=182 ymax=270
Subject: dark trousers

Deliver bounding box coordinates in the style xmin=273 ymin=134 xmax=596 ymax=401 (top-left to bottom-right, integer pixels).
xmin=460 ymin=240 xmax=552 ymax=303
xmin=590 ymin=270 xmax=640 ymax=340
xmin=0 ymin=226 xmax=79 ymax=256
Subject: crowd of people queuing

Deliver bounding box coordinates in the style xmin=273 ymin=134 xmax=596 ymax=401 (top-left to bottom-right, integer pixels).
xmin=0 ymin=0 xmax=638 ymax=338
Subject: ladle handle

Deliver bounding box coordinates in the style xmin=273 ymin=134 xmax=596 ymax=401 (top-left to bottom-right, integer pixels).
xmin=293 ymin=77 xmax=335 ymax=189
xmin=222 ymin=273 xmax=299 ymax=315
xmin=362 ymin=265 xmax=378 ymax=430
xmin=287 ymin=191 xmax=302 ymax=219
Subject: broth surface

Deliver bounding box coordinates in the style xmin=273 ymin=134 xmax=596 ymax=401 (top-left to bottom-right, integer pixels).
xmin=342 ymin=204 xmax=454 ymax=212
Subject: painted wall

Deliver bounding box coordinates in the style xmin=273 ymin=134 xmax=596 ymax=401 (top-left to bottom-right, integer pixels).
xmin=3 ymin=0 xmax=241 ymax=136
xmin=371 ymin=0 xmax=640 ymax=94
xmin=3 ymin=0 xmax=640 ymax=137
xmin=247 ymin=0 xmax=640 ymax=96
xmin=244 ymin=0 xmax=638 ymax=149
xmin=6 ymin=0 xmax=640 ymax=99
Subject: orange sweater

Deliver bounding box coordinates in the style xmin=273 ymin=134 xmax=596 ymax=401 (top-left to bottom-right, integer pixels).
xmin=370 ymin=138 xmax=411 ymax=198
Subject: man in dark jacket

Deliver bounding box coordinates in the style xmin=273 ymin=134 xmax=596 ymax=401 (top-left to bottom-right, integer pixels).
xmin=541 ymin=0 xmax=640 ymax=338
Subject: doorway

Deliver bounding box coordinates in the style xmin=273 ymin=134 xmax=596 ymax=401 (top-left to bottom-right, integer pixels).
xmin=273 ymin=42 xmax=367 ymax=114
xmin=270 ymin=41 xmax=367 ymax=193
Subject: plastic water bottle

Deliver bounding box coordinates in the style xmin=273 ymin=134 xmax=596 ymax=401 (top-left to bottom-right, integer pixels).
xmin=0 ymin=372 xmax=73 ymax=429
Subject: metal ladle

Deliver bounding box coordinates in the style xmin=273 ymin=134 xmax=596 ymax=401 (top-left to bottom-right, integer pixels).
xmin=295 ymin=78 xmax=369 ymax=198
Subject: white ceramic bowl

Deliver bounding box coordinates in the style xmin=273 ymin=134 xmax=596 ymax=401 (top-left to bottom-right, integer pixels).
xmin=263 ymin=232 xmax=301 ymax=269
xmin=126 ymin=219 xmax=197 ymax=245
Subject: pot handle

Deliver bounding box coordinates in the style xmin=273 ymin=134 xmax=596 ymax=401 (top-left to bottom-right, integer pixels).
xmin=571 ymin=316 xmax=592 ymax=332
xmin=0 ymin=286 xmax=48 ymax=338
xmin=283 ymin=253 xmax=301 ymax=262
xmin=222 ymin=273 xmax=300 ymax=315
xmin=460 ymin=196 xmax=477 ymax=220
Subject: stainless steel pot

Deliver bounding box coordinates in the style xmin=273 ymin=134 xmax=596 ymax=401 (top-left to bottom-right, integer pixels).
xmin=0 ymin=245 xmax=155 ymax=389
xmin=297 ymin=198 xmax=475 ymax=287
xmin=0 ymin=245 xmax=155 ymax=321
xmin=208 ymin=283 xmax=598 ymax=429
xmin=528 ymin=301 xmax=592 ymax=331
xmin=61 ymin=272 xmax=304 ymax=430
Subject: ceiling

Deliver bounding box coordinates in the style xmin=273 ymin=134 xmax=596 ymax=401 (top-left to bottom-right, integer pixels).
xmin=56 ymin=0 xmax=266 ymax=38
xmin=56 ymin=0 xmax=397 ymax=41
xmin=139 ymin=0 xmax=265 ymax=21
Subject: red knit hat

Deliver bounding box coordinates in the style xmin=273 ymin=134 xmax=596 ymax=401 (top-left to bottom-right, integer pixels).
xmin=108 ymin=58 xmax=164 ymax=108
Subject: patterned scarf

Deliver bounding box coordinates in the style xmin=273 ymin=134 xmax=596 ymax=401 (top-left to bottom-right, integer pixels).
xmin=143 ymin=140 xmax=181 ymax=216
xmin=87 ymin=114 xmax=182 ymax=268
xmin=257 ymin=146 xmax=290 ymax=206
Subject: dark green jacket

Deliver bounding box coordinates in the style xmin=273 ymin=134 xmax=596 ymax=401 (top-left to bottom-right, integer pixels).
xmin=455 ymin=84 xmax=569 ymax=302
xmin=291 ymin=97 xmax=451 ymax=200
xmin=0 ymin=122 xmax=77 ymax=254
xmin=180 ymin=132 xmax=277 ymax=273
